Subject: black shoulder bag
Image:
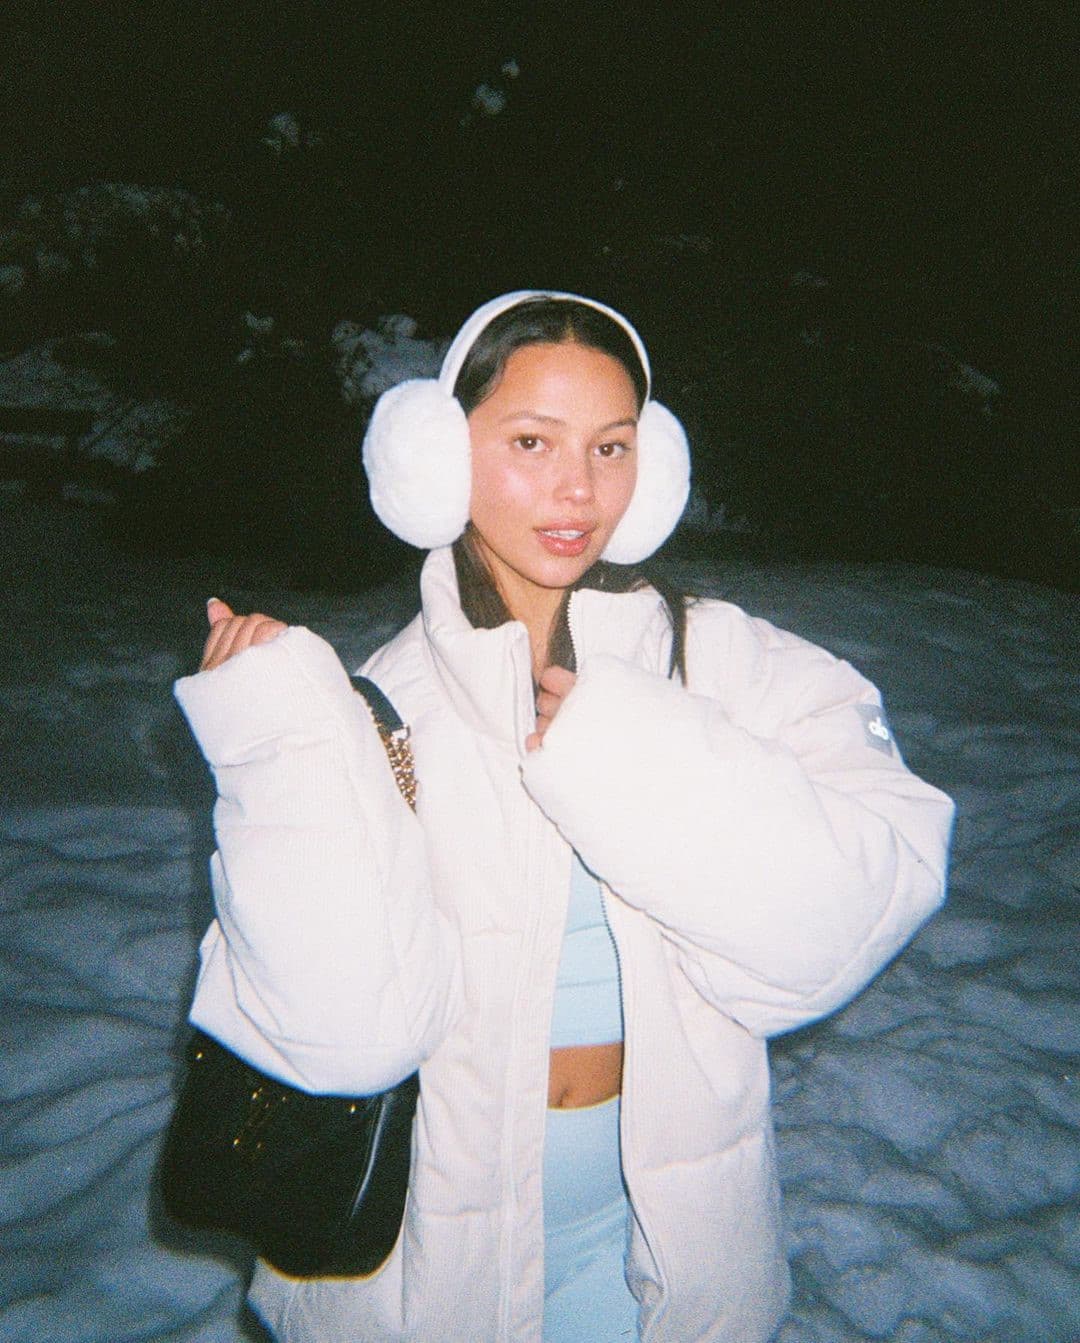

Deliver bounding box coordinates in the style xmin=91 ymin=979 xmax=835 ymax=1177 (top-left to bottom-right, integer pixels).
xmin=160 ymin=676 xmax=420 ymax=1278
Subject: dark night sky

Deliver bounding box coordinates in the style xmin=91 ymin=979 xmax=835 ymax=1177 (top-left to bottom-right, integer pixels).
xmin=6 ymin=2 xmax=1075 ymax=308
xmin=2 ymin=1 xmax=1077 ymax=587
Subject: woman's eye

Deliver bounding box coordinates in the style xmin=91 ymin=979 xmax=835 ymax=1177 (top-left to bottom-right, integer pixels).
xmin=595 ymin=440 xmax=631 ymax=459
xmin=513 ymin=435 xmax=543 ymax=451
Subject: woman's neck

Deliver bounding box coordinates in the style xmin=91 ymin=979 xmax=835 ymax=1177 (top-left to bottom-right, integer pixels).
xmin=500 ymin=585 xmax=561 ymax=683
xmin=458 ymin=531 xmax=567 ymax=679
xmin=526 ymin=610 xmax=558 ymax=685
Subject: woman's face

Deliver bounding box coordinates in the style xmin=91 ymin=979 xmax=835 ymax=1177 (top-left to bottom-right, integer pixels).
xmin=467 ymin=340 xmax=639 ymax=627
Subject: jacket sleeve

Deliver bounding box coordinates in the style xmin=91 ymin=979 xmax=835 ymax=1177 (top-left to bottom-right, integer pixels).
xmin=520 ymin=606 xmax=954 ymax=1038
xmin=174 ymin=625 xmax=461 ymax=1093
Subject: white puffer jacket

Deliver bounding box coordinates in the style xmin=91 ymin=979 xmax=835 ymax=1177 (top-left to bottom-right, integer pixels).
xmin=174 ymin=547 xmax=954 ymax=1343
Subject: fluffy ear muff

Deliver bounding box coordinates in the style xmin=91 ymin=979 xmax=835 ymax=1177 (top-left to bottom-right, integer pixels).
xmin=361 ymin=379 xmax=472 ymax=549
xmin=601 ymin=400 xmax=691 ymax=564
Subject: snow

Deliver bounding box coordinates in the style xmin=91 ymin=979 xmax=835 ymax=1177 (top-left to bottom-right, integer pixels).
xmin=465 ymin=60 xmax=520 ymax=123
xmin=0 ymin=338 xmax=190 ymax=478
xmin=332 ymin=314 xmax=447 ymax=403
xmin=0 ymin=495 xmax=1077 ymax=1342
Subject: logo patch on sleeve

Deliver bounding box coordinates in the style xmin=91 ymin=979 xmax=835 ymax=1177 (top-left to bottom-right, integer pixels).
xmin=856 ymin=703 xmax=896 ymax=755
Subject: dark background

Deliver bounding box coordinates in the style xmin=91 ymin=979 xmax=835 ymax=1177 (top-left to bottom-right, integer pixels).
xmin=2 ymin=0 xmax=1077 ymax=588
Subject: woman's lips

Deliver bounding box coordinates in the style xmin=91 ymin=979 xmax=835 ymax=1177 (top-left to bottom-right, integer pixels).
xmin=535 ymin=527 xmax=594 ymax=557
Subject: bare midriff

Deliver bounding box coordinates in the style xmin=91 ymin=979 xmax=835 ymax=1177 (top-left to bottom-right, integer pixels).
xmin=547 ymin=1042 xmax=624 ymax=1109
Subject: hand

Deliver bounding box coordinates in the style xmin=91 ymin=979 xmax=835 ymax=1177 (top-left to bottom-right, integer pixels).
xmin=199 ymin=598 xmax=287 ymax=672
xmin=526 ymin=665 xmax=577 ymax=752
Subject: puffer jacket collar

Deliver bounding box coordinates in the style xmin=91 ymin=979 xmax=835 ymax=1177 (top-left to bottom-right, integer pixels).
xmin=418 ymin=547 xmax=677 ymax=750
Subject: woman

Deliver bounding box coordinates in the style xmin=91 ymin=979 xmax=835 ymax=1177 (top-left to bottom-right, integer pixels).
xmin=176 ymin=291 xmax=954 ymax=1342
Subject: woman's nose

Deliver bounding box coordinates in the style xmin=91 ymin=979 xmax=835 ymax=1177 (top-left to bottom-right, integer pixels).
xmin=554 ymin=449 xmax=594 ymax=502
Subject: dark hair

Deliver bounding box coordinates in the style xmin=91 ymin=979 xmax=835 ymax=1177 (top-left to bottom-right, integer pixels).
xmin=450 ymin=296 xmax=691 ymax=682
xmin=453 ymin=296 xmax=649 ymax=415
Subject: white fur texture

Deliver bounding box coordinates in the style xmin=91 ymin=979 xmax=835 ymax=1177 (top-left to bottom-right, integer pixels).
xmin=362 ymin=379 xmax=471 ymax=549
xmin=601 ymin=400 xmax=691 ymax=563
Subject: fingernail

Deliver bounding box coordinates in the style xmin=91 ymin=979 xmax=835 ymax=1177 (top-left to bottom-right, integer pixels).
xmin=206 ymin=597 xmax=219 ymax=610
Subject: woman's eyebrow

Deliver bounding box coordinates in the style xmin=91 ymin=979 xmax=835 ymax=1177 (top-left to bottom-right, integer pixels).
xmin=497 ymin=411 xmax=565 ymax=425
xmin=497 ymin=413 xmax=638 ymax=432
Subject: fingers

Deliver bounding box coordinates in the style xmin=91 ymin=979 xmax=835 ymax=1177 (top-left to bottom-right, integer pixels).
xmin=250 ymin=619 xmax=285 ymax=647
xmin=537 ymin=665 xmax=576 ymax=695
xmin=199 ymin=601 xmax=287 ymax=672
xmin=206 ymin=597 xmax=234 ymax=626
xmin=200 ymin=598 xmax=238 ymax=669
xmin=529 ymin=665 xmax=578 ymax=750
xmin=534 ymin=665 xmax=576 ymax=721
xmin=201 ymin=615 xmax=286 ymax=671
xmin=529 ymin=703 xmax=559 ymax=750
xmin=201 ymin=600 xmax=235 ymax=670
xmin=534 ymin=687 xmax=563 ymax=721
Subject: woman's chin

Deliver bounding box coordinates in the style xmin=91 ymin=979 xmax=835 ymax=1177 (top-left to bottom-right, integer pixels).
xmin=530 ymin=549 xmax=605 ymax=592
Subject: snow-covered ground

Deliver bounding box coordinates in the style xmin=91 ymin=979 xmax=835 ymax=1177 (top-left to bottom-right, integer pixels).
xmin=0 ymin=491 xmax=1076 ymax=1342
xmin=0 ymin=336 xmax=191 ymax=486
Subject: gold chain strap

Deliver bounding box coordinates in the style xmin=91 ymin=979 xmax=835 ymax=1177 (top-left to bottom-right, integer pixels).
xmin=373 ymin=720 xmax=418 ymax=812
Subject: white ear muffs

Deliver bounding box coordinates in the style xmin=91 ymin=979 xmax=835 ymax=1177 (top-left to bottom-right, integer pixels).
xmin=362 ymin=378 xmax=472 ymax=549
xmin=361 ymin=290 xmax=692 ymax=561
xmin=601 ymin=400 xmax=691 ymax=564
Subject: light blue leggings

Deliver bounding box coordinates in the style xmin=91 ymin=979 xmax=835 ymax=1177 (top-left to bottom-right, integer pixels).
xmin=543 ymin=1096 xmax=639 ymax=1342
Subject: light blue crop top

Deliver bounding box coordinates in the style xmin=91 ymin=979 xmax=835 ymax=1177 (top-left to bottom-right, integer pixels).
xmin=549 ymin=853 xmax=623 ymax=1048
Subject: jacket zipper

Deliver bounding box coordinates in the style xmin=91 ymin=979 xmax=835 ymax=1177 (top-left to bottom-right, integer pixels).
xmin=569 ymin=591 xmax=664 ymax=1324
xmin=498 ymin=633 xmax=561 ymax=1340
xmin=567 ymin=592 xmax=582 ymax=675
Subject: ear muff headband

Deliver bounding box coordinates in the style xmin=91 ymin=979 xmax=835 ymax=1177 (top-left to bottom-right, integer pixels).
xmin=436 ymin=289 xmax=652 ymax=399
xmin=361 ymin=289 xmax=690 ymax=562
